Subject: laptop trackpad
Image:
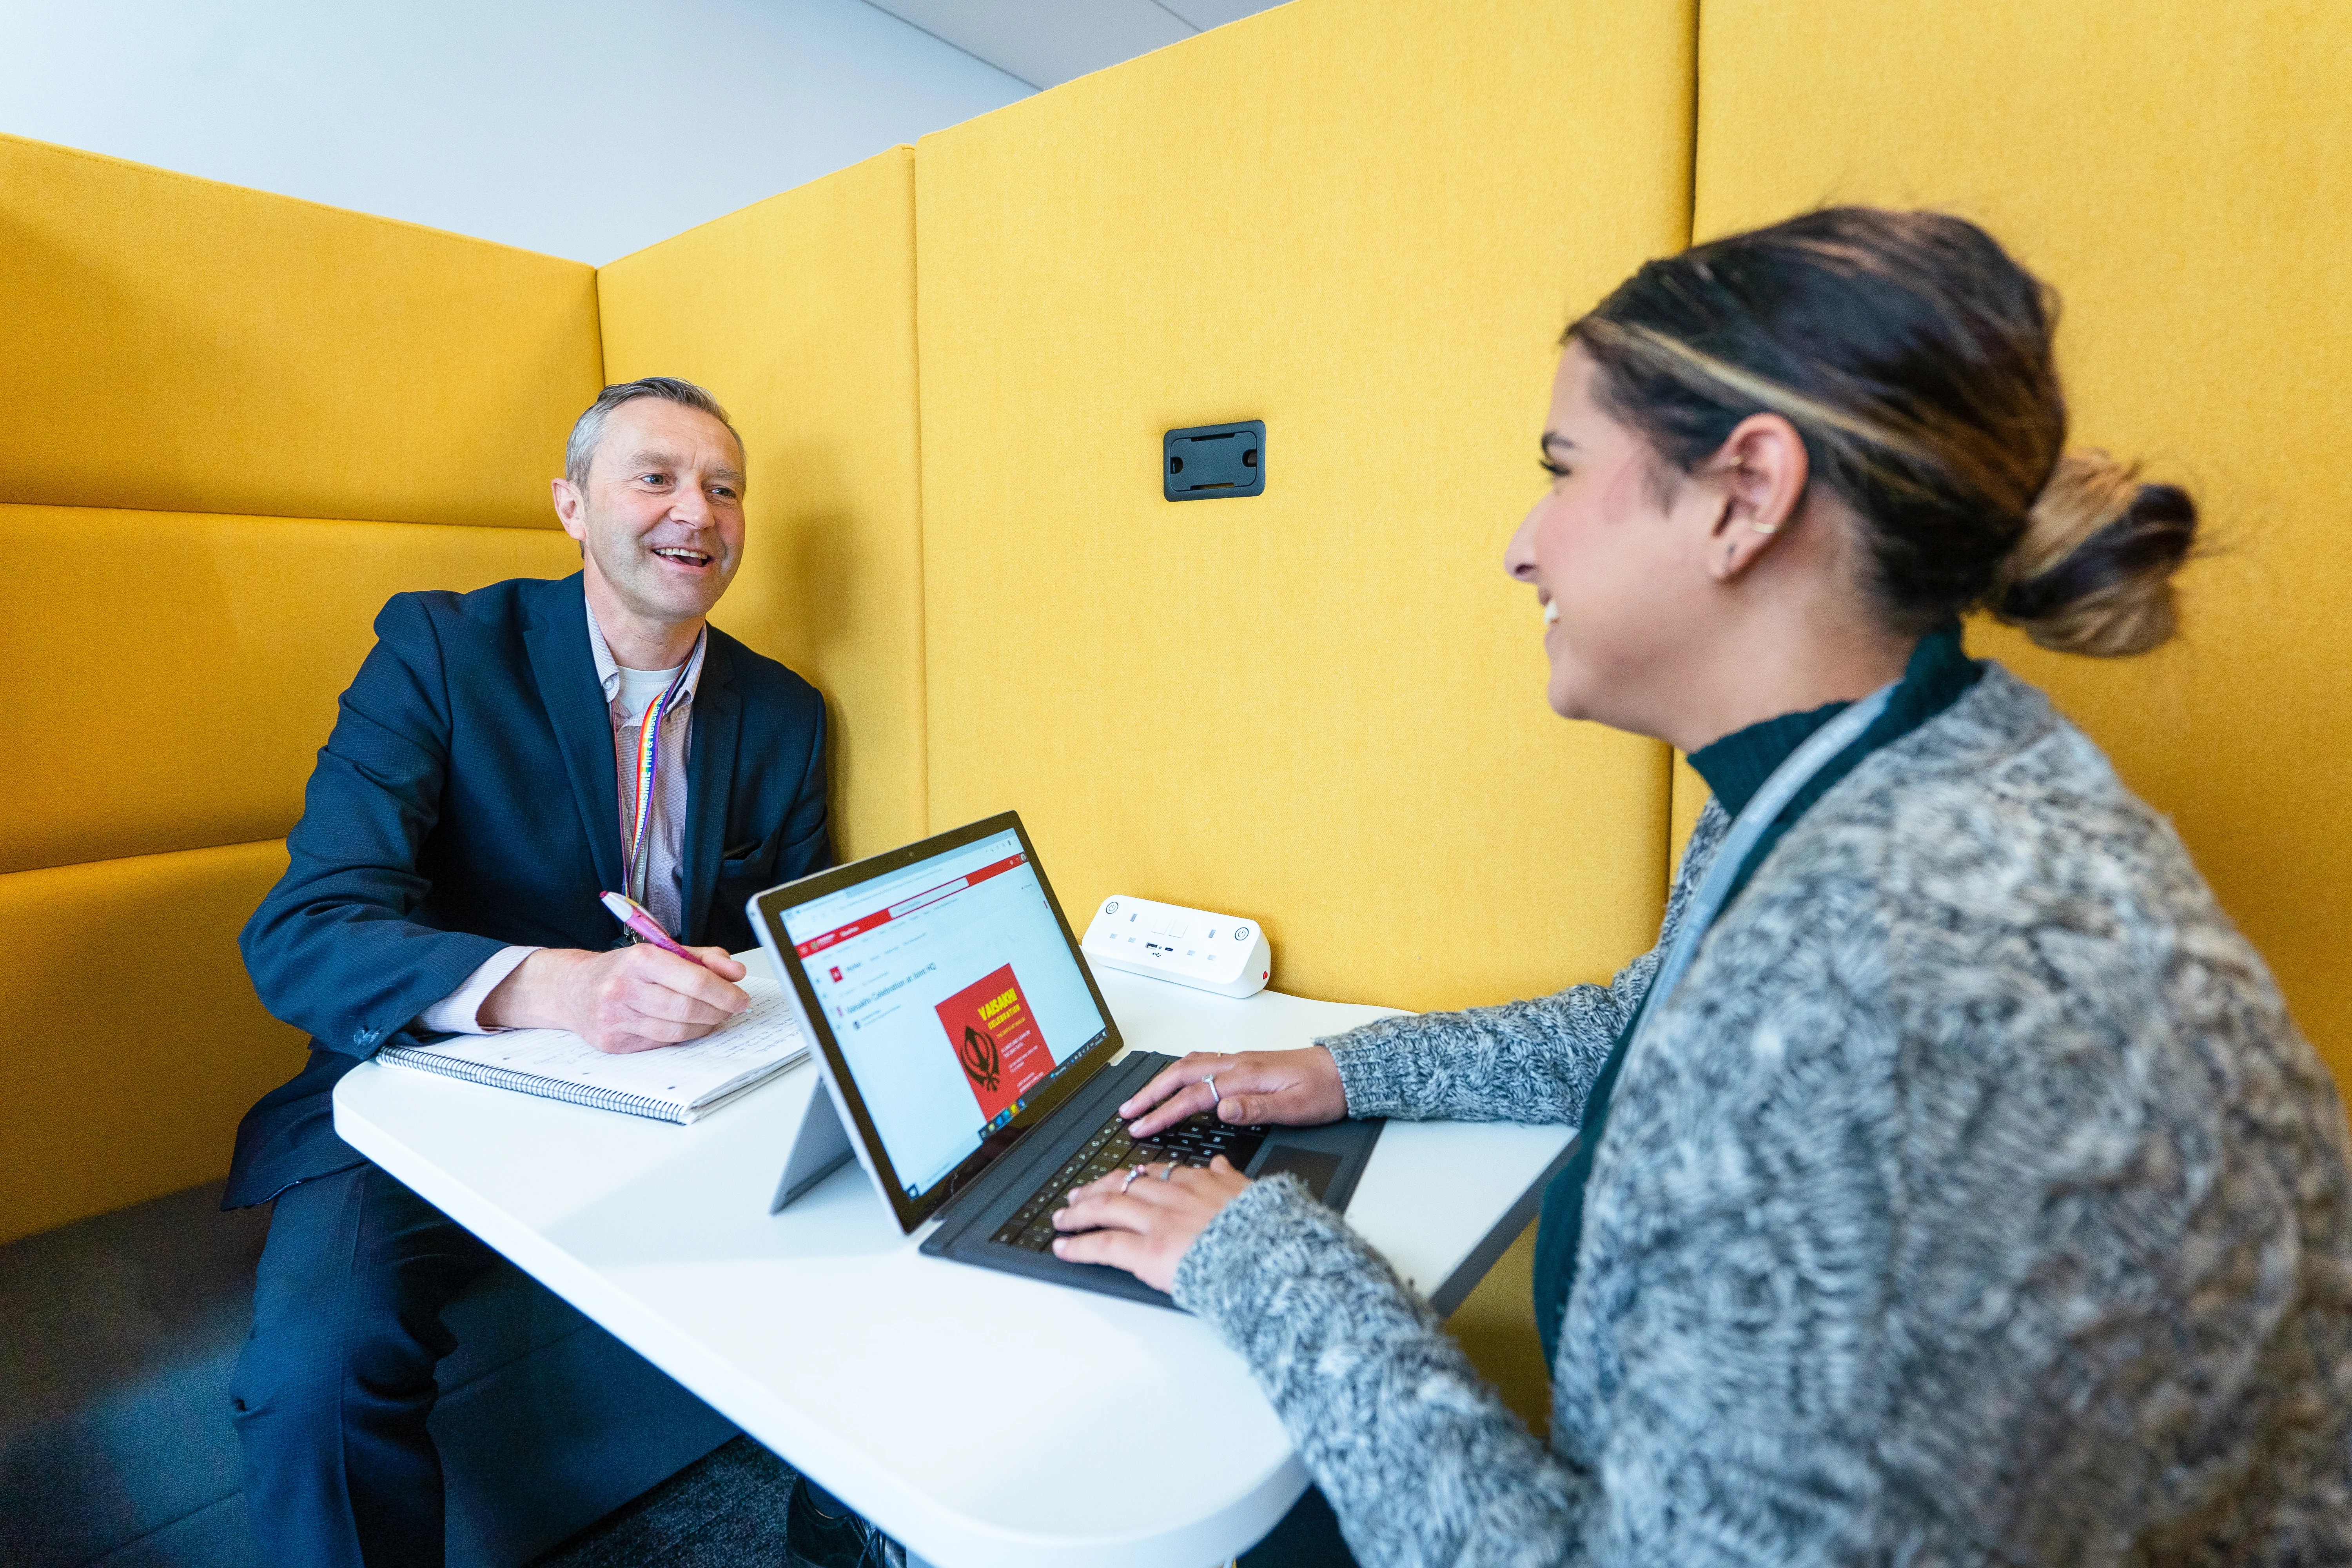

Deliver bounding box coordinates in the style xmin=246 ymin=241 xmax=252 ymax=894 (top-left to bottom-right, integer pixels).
xmin=1242 ymin=1118 xmax=1381 ymax=1213
xmin=1252 ymin=1145 xmax=1341 ymax=1202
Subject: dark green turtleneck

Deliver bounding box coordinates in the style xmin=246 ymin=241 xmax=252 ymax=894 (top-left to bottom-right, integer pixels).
xmin=1529 ymin=623 xmax=1982 ymax=1366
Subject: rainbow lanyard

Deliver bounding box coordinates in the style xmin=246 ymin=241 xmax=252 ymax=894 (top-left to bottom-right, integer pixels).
xmin=624 ymin=631 xmax=704 ymax=904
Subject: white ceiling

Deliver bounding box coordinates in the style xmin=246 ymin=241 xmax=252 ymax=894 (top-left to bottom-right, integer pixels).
xmin=860 ymin=0 xmax=1289 ymax=90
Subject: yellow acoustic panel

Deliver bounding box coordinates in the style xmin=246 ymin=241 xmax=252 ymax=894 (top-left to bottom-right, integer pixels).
xmin=0 ymin=840 xmax=306 ymax=1244
xmin=596 ymin=150 xmax=926 ymax=863
xmin=1694 ymin=0 xmax=2352 ymax=1086
xmin=0 ymin=505 xmax=579 ymax=874
xmin=0 ymin=133 xmax=601 ymax=528
xmin=1668 ymin=753 xmax=1709 ymax=891
xmin=918 ymin=0 xmax=1693 ymax=1011
xmin=1445 ymin=1222 xmax=1550 ymax=1437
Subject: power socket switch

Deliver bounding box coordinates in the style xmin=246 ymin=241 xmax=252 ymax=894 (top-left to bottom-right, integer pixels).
xmin=1080 ymin=895 xmax=1272 ymax=998
xmin=1164 ymin=420 xmax=1265 ymax=500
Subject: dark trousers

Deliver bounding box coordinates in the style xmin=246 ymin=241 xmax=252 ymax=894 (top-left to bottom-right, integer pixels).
xmin=230 ymin=1163 xmax=497 ymax=1568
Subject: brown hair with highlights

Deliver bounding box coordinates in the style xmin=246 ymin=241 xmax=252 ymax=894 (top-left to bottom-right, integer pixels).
xmin=1568 ymin=208 xmax=2194 ymax=655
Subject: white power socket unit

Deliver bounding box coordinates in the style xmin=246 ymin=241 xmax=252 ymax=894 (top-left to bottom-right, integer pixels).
xmin=1080 ymin=895 xmax=1272 ymax=999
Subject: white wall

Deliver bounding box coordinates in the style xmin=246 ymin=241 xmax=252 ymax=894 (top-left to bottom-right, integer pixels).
xmin=0 ymin=0 xmax=1031 ymax=264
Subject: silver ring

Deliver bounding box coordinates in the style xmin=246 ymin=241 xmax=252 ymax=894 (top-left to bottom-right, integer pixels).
xmin=1119 ymin=1167 xmax=1144 ymax=1194
xmin=1158 ymin=1162 xmax=1176 ymax=1181
xmin=1204 ymin=1073 xmax=1220 ymax=1107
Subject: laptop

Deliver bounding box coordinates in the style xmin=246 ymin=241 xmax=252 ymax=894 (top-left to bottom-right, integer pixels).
xmin=746 ymin=810 xmax=1384 ymax=1308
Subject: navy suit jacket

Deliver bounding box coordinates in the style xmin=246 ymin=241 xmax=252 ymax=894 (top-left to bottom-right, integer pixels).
xmin=227 ymin=572 xmax=829 ymax=1207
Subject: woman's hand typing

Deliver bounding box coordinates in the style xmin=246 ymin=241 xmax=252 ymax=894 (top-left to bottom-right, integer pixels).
xmin=1060 ymin=1048 xmax=1345 ymax=1292
xmin=1118 ymin=1046 xmax=1348 ymax=1138
xmin=1051 ymin=1157 xmax=1251 ymax=1294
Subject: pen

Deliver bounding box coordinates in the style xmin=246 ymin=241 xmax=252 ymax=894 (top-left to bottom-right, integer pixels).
xmin=599 ymin=890 xmax=713 ymax=971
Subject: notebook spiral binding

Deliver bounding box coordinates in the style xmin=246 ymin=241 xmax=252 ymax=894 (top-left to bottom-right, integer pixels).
xmin=377 ymin=1046 xmax=687 ymax=1124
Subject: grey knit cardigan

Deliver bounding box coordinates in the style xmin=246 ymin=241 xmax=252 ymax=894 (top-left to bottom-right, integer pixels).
xmin=1172 ymin=666 xmax=2352 ymax=1566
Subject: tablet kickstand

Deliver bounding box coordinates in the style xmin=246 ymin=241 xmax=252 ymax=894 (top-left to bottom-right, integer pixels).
xmin=771 ymin=1083 xmax=855 ymax=1213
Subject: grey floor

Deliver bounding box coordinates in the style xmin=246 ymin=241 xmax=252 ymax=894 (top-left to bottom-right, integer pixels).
xmin=533 ymin=1437 xmax=797 ymax=1566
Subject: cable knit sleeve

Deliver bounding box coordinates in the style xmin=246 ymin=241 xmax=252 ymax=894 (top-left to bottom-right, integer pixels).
xmin=1173 ymin=1176 xmax=1589 ymax=1568
xmin=1322 ymin=801 xmax=1726 ymax=1126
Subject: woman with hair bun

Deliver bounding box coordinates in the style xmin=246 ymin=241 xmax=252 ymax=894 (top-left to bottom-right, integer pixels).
xmin=1053 ymin=209 xmax=2352 ymax=1565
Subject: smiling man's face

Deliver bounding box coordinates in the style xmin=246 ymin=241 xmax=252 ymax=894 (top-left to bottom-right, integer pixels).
xmin=552 ymin=397 xmax=746 ymax=641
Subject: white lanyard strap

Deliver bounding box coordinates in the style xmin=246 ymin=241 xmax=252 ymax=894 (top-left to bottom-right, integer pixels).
xmin=1638 ymin=680 xmax=1898 ymax=1027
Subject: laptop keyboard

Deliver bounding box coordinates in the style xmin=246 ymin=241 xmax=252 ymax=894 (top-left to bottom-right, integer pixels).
xmin=990 ymin=1108 xmax=1270 ymax=1252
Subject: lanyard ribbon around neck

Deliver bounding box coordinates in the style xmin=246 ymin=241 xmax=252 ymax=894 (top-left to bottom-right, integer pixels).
xmin=1635 ymin=679 xmax=1898 ymax=1036
xmin=624 ymin=632 xmax=704 ymax=908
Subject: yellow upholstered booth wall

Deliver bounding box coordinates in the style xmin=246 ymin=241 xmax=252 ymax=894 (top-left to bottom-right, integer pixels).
xmin=1667 ymin=753 xmax=1708 ymax=891
xmin=0 ymin=133 xmax=601 ymax=529
xmin=597 ymin=150 xmax=927 ymax=862
xmin=916 ymin=0 xmax=1693 ymax=1013
xmin=2 ymin=138 xmax=604 ymax=1240
xmin=2 ymin=506 xmax=578 ymax=875
xmin=0 ymin=842 xmax=308 ymax=1244
xmin=1693 ymin=0 xmax=2352 ymax=1086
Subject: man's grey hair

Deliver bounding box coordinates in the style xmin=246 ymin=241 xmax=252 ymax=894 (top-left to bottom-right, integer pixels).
xmin=563 ymin=377 xmax=744 ymax=488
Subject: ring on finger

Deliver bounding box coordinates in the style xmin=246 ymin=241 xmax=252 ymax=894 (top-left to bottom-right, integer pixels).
xmin=1158 ymin=1162 xmax=1177 ymax=1181
xmin=1119 ymin=1167 xmax=1144 ymax=1194
xmin=1204 ymin=1073 xmax=1220 ymax=1107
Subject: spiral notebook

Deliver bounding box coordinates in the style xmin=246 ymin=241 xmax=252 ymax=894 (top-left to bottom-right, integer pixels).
xmin=378 ymin=974 xmax=806 ymax=1124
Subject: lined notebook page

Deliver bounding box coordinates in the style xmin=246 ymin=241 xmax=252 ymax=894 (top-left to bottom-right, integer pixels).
xmin=380 ymin=974 xmax=807 ymax=1122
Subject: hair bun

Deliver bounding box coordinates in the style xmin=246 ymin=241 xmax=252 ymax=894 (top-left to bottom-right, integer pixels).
xmin=1992 ymin=451 xmax=2197 ymax=657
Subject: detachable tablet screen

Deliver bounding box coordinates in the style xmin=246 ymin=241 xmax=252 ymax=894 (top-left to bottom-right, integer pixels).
xmin=753 ymin=813 xmax=1118 ymax=1230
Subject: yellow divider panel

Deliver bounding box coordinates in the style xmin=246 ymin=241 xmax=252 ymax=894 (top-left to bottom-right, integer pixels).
xmin=1667 ymin=753 xmax=1709 ymax=891
xmin=1445 ymin=1221 xmax=1552 ymax=1436
xmin=0 ymin=132 xmax=601 ymax=529
xmin=0 ymin=840 xmax=305 ymax=1243
xmin=917 ymin=0 xmax=1693 ymax=1012
xmin=0 ymin=505 xmax=579 ymax=875
xmin=1694 ymin=0 xmax=2352 ymax=1085
xmin=596 ymin=150 xmax=927 ymax=862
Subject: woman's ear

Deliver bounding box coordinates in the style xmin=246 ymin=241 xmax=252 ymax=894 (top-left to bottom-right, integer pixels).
xmin=1705 ymin=413 xmax=1810 ymax=582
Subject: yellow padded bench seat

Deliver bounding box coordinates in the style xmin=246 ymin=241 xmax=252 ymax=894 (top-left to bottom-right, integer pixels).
xmin=0 ymin=842 xmax=300 ymax=1238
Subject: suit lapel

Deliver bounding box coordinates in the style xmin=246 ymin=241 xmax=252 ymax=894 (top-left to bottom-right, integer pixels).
xmin=682 ymin=633 xmax=742 ymax=945
xmin=523 ymin=574 xmax=626 ymax=897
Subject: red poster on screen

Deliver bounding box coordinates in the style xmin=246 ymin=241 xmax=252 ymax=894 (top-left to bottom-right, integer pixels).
xmin=934 ymin=964 xmax=1050 ymax=1124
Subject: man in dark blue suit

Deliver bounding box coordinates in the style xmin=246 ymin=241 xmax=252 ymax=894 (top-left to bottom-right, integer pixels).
xmin=226 ymin=377 xmax=830 ymax=1567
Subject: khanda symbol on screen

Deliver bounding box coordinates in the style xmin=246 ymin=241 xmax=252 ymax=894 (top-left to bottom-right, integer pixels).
xmin=958 ymin=1024 xmax=1002 ymax=1093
